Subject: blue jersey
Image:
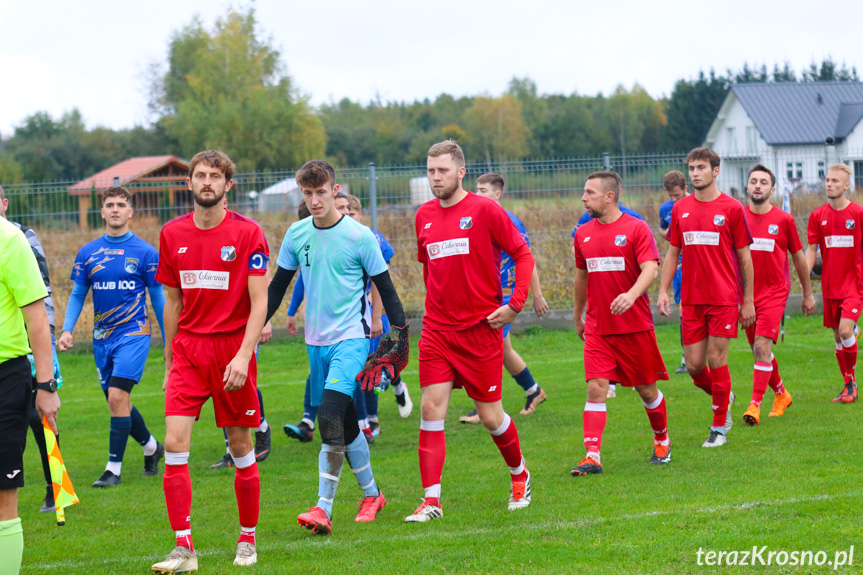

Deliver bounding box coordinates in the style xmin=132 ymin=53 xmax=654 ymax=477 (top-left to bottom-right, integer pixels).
xmin=70 ymin=233 xmax=159 ymax=341
xmin=374 ymin=231 xmax=394 ymax=264
xmin=572 ymin=205 xmax=645 ymax=237
xmin=502 ymin=211 xmax=530 ymax=298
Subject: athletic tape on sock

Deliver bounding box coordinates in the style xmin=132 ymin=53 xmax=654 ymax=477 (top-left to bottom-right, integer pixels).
xmin=643 ymin=390 xmax=664 ymax=410
xmin=490 ymin=414 xmax=512 ymax=437
xmin=842 ymin=336 xmax=856 ymax=348
xmin=419 ymin=419 xmax=445 ymax=432
xmin=232 ymin=449 xmax=256 ymax=469
xmin=165 ymin=451 xmax=190 ymax=466
xmin=584 ymin=401 xmax=607 ymax=412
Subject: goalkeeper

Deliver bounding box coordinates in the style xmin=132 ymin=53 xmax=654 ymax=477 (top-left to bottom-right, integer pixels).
xmin=267 ymin=160 xmax=408 ymax=537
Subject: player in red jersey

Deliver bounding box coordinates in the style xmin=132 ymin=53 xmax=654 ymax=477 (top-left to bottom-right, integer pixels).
xmin=658 ymin=147 xmax=755 ymax=448
xmin=406 ymin=140 xmax=535 ymax=523
xmin=571 ymin=171 xmax=670 ymax=475
xmin=806 ymin=163 xmax=863 ymax=403
xmin=151 ymin=151 xmax=269 ymax=573
xmin=742 ymin=165 xmax=816 ymax=425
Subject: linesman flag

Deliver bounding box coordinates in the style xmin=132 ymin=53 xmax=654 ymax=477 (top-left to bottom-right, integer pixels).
xmin=42 ymin=417 xmax=79 ymax=526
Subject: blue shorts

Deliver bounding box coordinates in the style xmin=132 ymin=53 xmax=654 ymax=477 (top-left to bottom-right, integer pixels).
xmin=502 ymin=296 xmax=513 ymax=338
xmin=369 ymin=314 xmax=391 ymax=355
xmin=307 ymin=338 xmax=370 ymax=407
xmin=94 ymin=335 xmax=150 ymax=389
xmin=672 ymin=267 xmax=683 ymax=305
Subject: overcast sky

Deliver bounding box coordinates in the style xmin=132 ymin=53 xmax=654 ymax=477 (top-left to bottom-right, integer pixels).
xmin=1 ymin=0 xmax=860 ymax=137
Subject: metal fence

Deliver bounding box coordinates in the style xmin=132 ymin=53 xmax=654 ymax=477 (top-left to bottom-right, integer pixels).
xmin=4 ymin=149 xmax=861 ymax=343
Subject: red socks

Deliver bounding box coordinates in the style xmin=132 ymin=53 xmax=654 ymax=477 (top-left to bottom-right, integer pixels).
xmin=752 ymin=362 xmax=772 ymax=406
xmin=642 ymin=392 xmax=668 ymax=443
xmin=835 ymin=346 xmax=847 ymax=381
xmin=490 ymin=415 xmax=526 ymax=481
xmin=768 ymin=356 xmax=786 ymax=394
xmin=710 ymin=365 xmax=732 ymax=428
xmin=235 ymin=463 xmax=260 ymax=544
xmin=843 ymin=342 xmax=857 ymax=383
xmin=691 ymin=366 xmax=713 ymax=395
xmin=164 ymin=462 xmax=193 ymax=550
xmin=418 ymin=421 xmax=446 ymax=496
xmin=582 ymin=402 xmax=607 ymax=458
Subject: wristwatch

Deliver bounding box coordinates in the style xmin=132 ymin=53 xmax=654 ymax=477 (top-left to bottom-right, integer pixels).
xmin=36 ymin=378 xmax=58 ymax=392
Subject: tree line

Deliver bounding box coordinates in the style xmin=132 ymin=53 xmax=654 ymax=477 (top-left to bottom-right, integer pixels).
xmin=0 ymin=7 xmax=858 ymax=185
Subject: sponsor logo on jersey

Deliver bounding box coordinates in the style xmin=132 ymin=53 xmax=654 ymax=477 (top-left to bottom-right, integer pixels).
xmin=583 ymin=237 xmax=590 ymax=242
xmin=424 ymin=222 xmax=432 ymax=229
xmin=427 ymin=238 xmax=470 ymax=260
xmin=488 ymin=385 xmax=497 ymax=392
xmin=124 ymin=257 xmax=138 ymax=273
xmin=180 ymin=270 xmax=230 ymax=290
xmin=825 ymin=235 xmax=855 ymax=248
xmin=682 ymin=213 xmax=690 ymax=218
xmin=768 ymin=224 xmax=779 ymax=235
xmin=178 ymin=247 xmax=188 ymax=253
xmin=245 ymin=410 xmax=256 ymax=416
xmin=586 ymin=257 xmax=625 ymax=272
xmin=750 ymin=237 xmax=775 ymax=252
xmin=614 ymin=235 xmax=627 ymax=246
xmin=846 ymin=219 xmax=856 ymax=230
xmin=683 ymin=231 xmax=720 ymax=246
xmin=104 ymin=249 xmax=124 ymax=255
xmin=714 ymin=215 xmax=725 ymax=226
xmin=822 ymin=220 xmax=827 ymax=225
xmin=459 ymin=216 xmax=473 ymax=230
xmin=93 ymin=280 xmax=137 ymax=290
xmin=221 ymin=246 xmax=237 ymax=261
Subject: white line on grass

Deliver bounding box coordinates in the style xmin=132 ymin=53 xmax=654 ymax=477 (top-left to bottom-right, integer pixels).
xmin=24 ymin=493 xmax=837 ymax=570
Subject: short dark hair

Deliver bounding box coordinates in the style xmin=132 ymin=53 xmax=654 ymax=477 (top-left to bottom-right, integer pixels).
xmin=663 ymin=171 xmax=686 ymax=191
xmin=102 ymin=186 xmax=133 ymax=206
xmin=748 ymin=164 xmax=776 ymax=187
xmin=476 ymin=172 xmax=505 ymax=192
xmin=334 ymin=191 xmax=348 ymax=201
xmin=686 ymin=147 xmax=721 ymax=170
xmin=586 ymin=170 xmax=622 ymax=200
xmin=189 ymin=150 xmax=236 ymax=181
xmin=296 ymin=160 xmax=336 ymax=189
xmin=297 ymin=201 xmax=311 ymax=220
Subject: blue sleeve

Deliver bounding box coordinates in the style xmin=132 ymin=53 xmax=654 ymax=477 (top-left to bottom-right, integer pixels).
xmin=145 ymin=245 xmax=160 ymax=287
xmin=359 ymin=228 xmax=388 ymax=276
xmin=61 ymin=282 xmax=89 ymax=333
xmin=148 ymin=284 xmax=166 ymax=343
xmin=377 ymin=233 xmax=395 ymax=263
xmin=287 ymin=271 xmax=305 ymax=316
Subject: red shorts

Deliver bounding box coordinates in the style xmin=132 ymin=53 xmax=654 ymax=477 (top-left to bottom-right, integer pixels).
xmin=745 ymin=298 xmax=787 ymax=344
xmin=584 ymin=331 xmax=669 ymax=386
xmin=418 ymin=322 xmax=503 ymax=403
xmin=165 ymin=330 xmax=260 ymax=428
xmin=823 ymin=298 xmax=863 ymax=328
xmin=682 ymin=304 xmax=739 ymax=345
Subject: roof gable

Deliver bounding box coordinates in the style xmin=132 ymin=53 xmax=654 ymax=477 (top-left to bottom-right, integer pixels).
xmin=68 ymin=155 xmax=188 ymax=195
xmin=731 ymin=82 xmax=863 ymax=145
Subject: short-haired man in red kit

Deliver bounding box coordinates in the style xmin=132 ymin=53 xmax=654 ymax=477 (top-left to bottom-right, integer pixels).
xmin=741 ymin=164 xmax=816 ymax=425
xmin=407 ymin=140 xmax=535 ymax=523
xmin=658 ymin=147 xmax=755 ymax=448
xmin=806 ymin=163 xmax=863 ymax=403
xmin=152 ymin=150 xmax=269 ymax=573
xmin=571 ymin=171 xmax=670 ymax=476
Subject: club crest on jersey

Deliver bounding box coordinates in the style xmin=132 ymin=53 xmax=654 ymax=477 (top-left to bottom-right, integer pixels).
xmin=768 ymin=224 xmax=779 ymax=235
xmin=124 ymin=258 xmax=138 ymax=273
xmin=614 ymin=235 xmax=627 ymax=246
xmin=846 ymin=219 xmax=856 ymax=230
xmin=220 ymin=246 xmax=237 ymax=261
xmin=714 ymin=215 xmax=725 ymax=226
xmin=459 ymin=216 xmax=473 ymax=230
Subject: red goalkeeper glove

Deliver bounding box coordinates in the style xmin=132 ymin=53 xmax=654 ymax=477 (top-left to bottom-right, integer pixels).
xmin=356 ymin=324 xmax=410 ymax=392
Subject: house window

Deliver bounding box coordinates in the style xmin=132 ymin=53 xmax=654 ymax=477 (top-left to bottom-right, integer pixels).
xmin=818 ymin=161 xmax=826 ymax=180
xmin=855 ymin=161 xmax=863 ymax=190
xmin=786 ymin=162 xmax=803 ymax=181
xmin=746 ymin=127 xmax=757 ymax=152
xmin=727 ymin=127 xmax=736 ymax=152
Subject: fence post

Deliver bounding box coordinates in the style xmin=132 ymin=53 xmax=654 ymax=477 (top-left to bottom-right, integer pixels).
xmin=369 ymin=162 xmax=378 ymax=232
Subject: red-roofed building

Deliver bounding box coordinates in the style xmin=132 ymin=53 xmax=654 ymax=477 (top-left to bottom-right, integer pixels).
xmin=68 ymin=155 xmax=189 ymax=230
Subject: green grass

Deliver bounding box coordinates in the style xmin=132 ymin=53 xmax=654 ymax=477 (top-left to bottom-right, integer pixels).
xmin=18 ymin=316 xmax=863 ymax=574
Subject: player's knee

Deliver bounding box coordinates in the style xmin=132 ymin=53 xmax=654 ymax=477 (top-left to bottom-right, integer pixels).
xmin=318 ymin=393 xmax=349 ymax=446
xmin=751 ymin=340 xmax=771 ymax=361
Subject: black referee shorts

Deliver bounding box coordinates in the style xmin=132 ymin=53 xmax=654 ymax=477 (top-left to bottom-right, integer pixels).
xmin=0 ymin=355 xmax=32 ymax=490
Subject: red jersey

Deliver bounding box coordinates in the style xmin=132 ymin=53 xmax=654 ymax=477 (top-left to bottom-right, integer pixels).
xmin=574 ymin=213 xmax=660 ymax=336
xmin=744 ymin=205 xmax=803 ymax=307
xmin=156 ymin=210 xmax=269 ymax=336
xmin=416 ymin=192 xmax=530 ymax=331
xmin=807 ymin=201 xmax=863 ymax=300
xmin=668 ymin=193 xmax=752 ymax=306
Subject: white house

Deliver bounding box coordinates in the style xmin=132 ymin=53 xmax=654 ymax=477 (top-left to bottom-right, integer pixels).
xmin=704 ymin=82 xmax=863 ymax=196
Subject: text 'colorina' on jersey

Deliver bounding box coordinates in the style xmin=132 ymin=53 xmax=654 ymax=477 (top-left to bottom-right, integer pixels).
xmin=807 ymin=201 xmax=863 ymax=300
xmin=415 ymin=192 xmax=529 ymax=331
xmin=156 ymin=211 xmax=269 ymax=336
xmin=744 ymin=205 xmax=803 ymax=307
xmin=71 ymin=233 xmax=159 ymax=341
xmin=667 ymin=193 xmax=753 ymax=306
xmin=277 ymin=215 xmax=387 ymax=346
xmin=574 ymin=214 xmax=660 ymax=336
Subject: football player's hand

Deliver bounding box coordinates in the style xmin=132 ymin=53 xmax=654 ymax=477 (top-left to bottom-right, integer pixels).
xmin=657 ymin=292 xmax=672 ymax=317
xmin=574 ymin=313 xmax=586 ymax=341
xmin=35 ymin=390 xmax=60 ymax=434
xmin=802 ymin=294 xmax=816 ymax=317
xmin=356 ymin=324 xmax=409 ymax=391
xmin=286 ymin=315 xmax=298 ymax=335
xmin=162 ymin=369 xmax=170 ymax=393
xmin=259 ymin=321 xmax=272 ymax=344
xmin=610 ymin=292 xmax=637 ymax=315
xmin=57 ymin=331 xmax=74 ymax=352
xmin=740 ymin=301 xmax=756 ymax=329
xmin=223 ymin=354 xmax=250 ymax=391
xmin=487 ymin=305 xmax=517 ymax=330
xmin=533 ymin=294 xmax=549 ymax=317
xmin=371 ymin=316 xmax=383 ymax=339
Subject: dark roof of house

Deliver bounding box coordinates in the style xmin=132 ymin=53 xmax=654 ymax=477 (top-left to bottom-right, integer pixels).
xmin=731 ymin=82 xmax=863 ymax=145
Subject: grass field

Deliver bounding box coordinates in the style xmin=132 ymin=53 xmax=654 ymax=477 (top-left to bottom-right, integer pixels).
xmin=17 ymin=316 xmax=862 ymax=574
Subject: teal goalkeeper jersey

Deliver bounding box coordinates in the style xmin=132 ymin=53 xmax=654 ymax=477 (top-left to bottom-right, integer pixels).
xmin=277 ymin=215 xmax=388 ymax=346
